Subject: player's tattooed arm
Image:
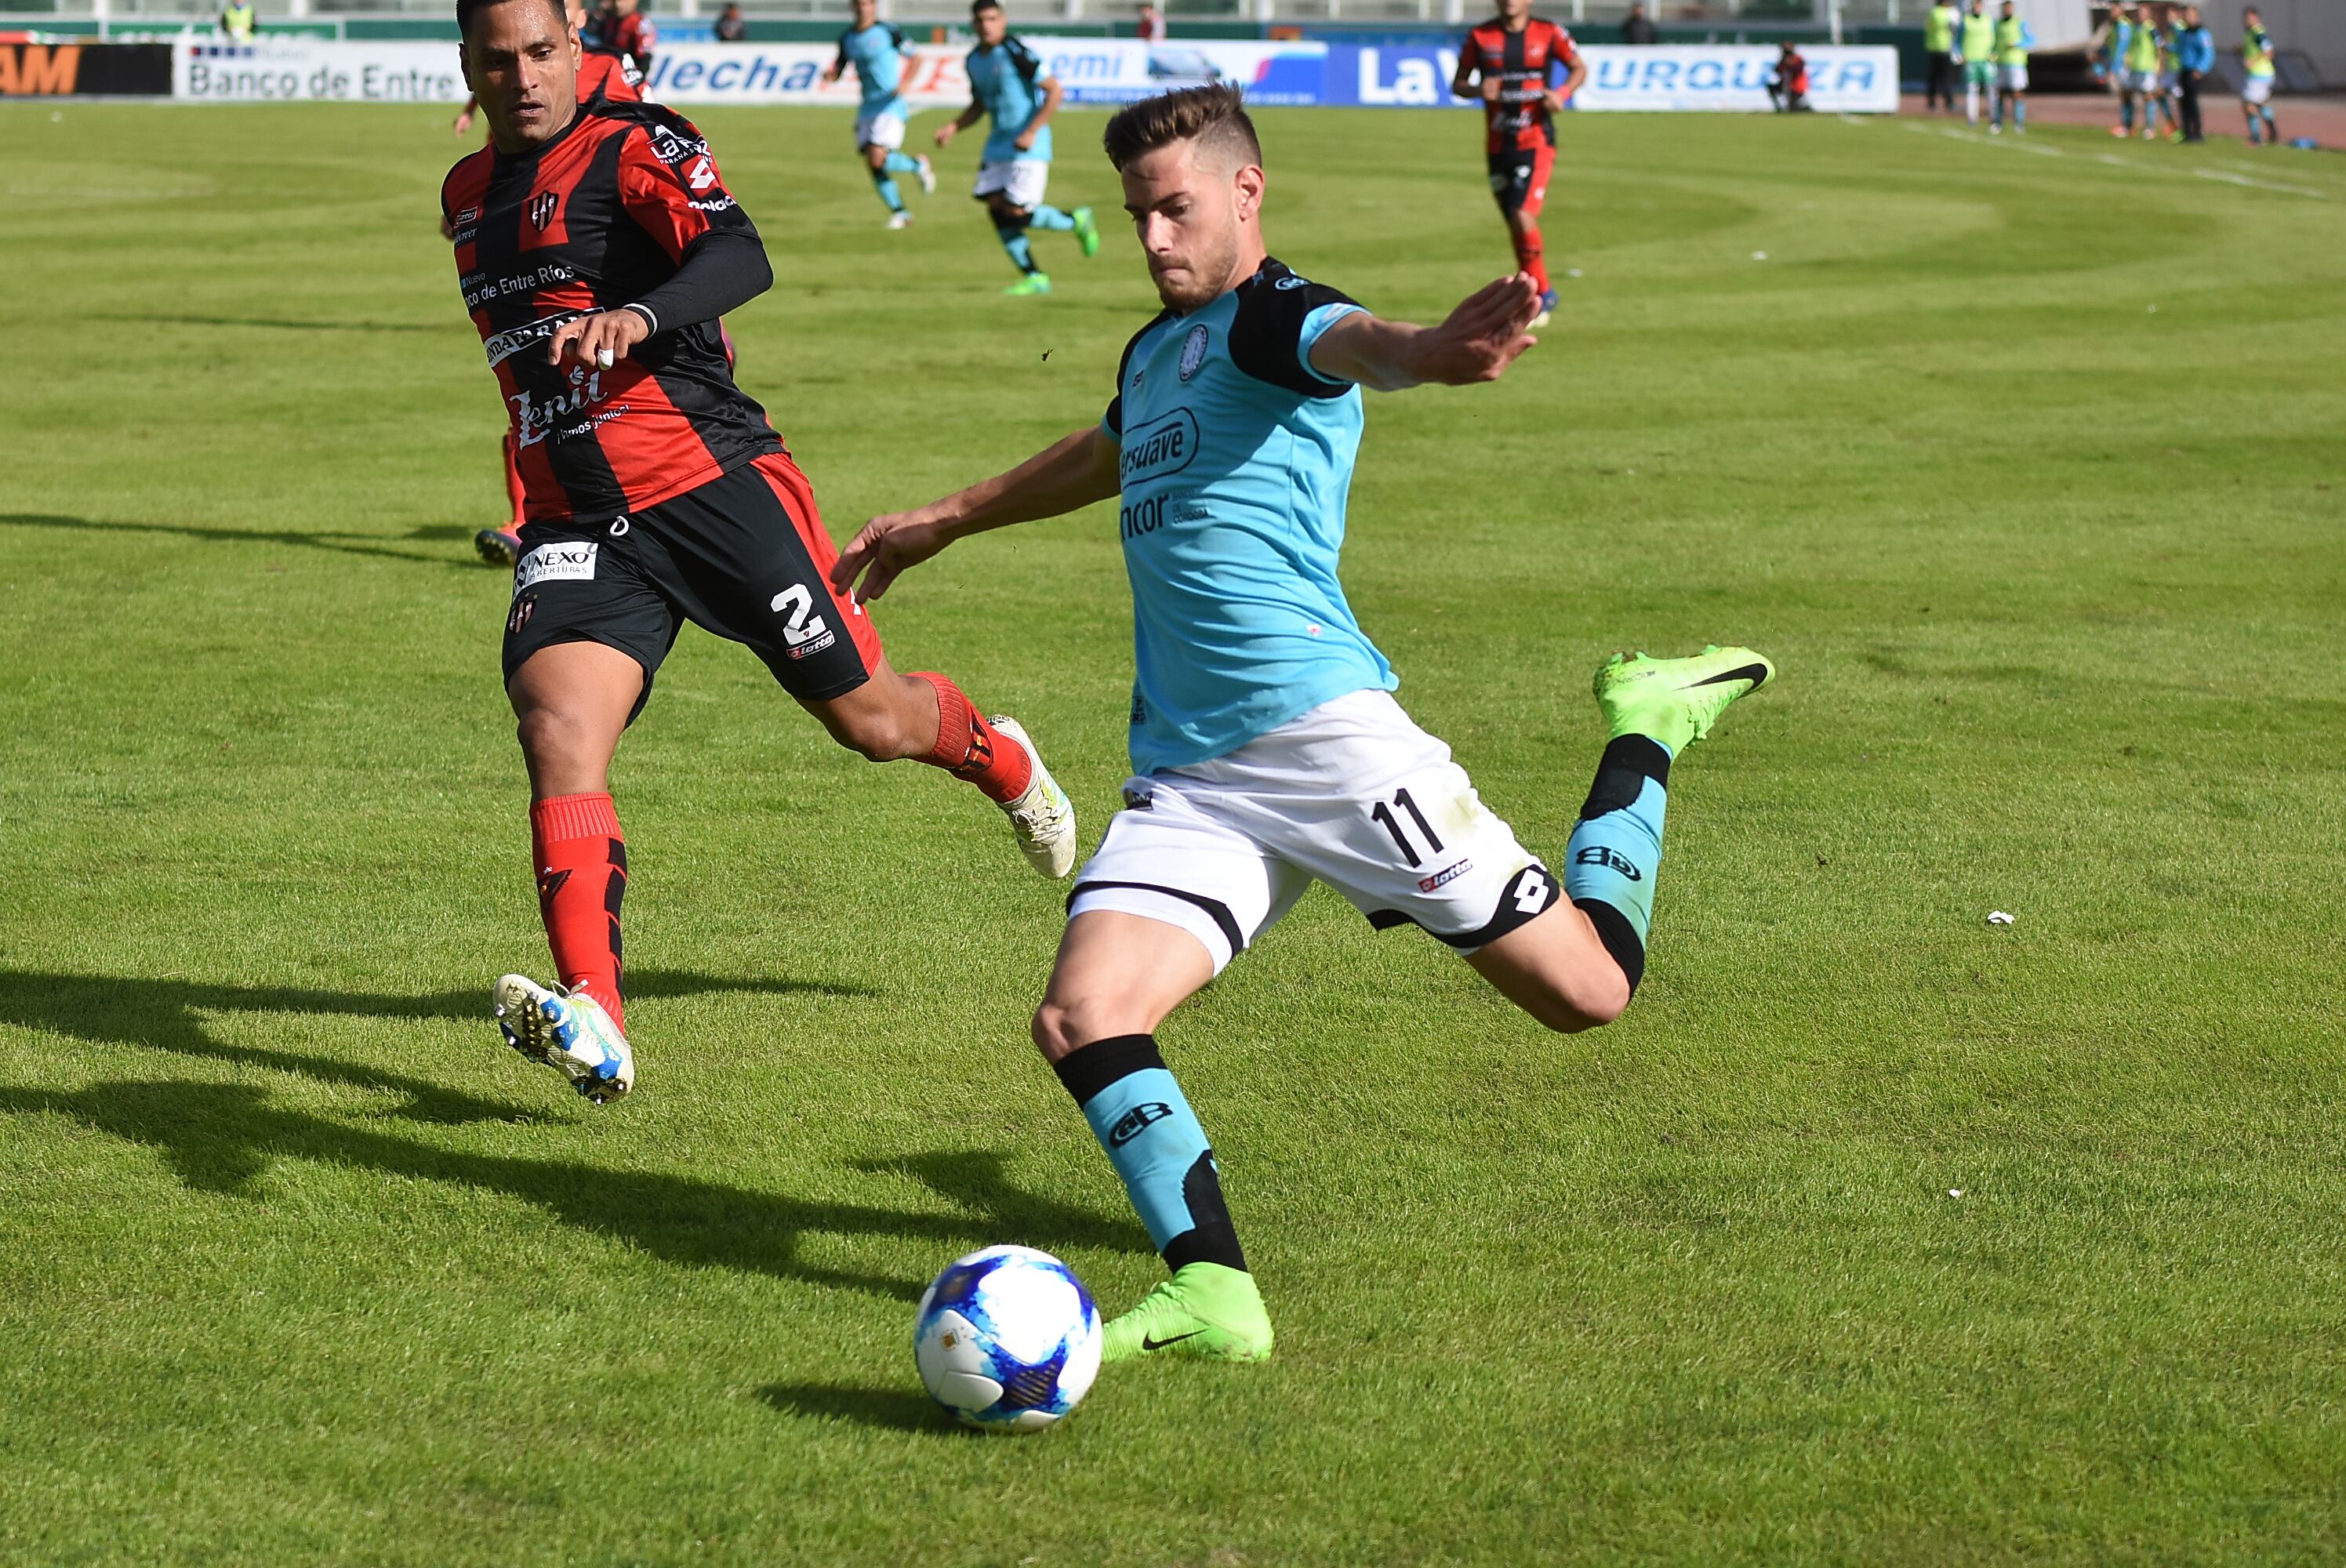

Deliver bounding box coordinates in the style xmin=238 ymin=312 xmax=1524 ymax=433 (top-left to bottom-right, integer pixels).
xmin=1308 ymin=274 xmax=1542 ymax=392
xmin=831 ymin=427 xmax=1120 ymax=604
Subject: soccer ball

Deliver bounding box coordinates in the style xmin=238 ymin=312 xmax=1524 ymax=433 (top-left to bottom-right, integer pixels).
xmin=913 ymin=1245 xmax=1102 ymax=1433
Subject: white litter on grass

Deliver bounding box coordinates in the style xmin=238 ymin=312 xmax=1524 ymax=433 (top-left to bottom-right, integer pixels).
xmin=1565 ymin=268 xmax=1583 ymax=278
xmin=1751 ymin=250 xmax=1768 ymax=261
xmin=1987 ymin=910 xmax=2015 ymax=925
xmin=2148 ymin=304 xmax=2159 ymax=313
xmin=1949 ymin=1189 xmax=1964 ymax=1199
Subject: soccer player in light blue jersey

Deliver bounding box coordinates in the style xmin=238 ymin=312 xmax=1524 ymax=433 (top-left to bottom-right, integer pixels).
xmin=820 ymin=0 xmax=935 ymax=229
xmin=837 ymin=85 xmax=1774 ymax=1364
xmin=932 ymin=0 xmax=1099 ymax=295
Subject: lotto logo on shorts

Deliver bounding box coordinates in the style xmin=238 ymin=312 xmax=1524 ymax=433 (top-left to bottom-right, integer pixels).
xmin=1418 ymin=859 xmax=1473 ymax=894
xmin=514 ymin=542 xmax=597 ymax=591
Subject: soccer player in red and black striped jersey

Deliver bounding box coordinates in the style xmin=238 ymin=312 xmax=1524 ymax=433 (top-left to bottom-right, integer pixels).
xmin=455 ymin=0 xmax=645 ymax=568
xmin=1451 ymin=0 xmax=1585 ymax=328
xmin=444 ymin=0 xmax=1079 ymax=1104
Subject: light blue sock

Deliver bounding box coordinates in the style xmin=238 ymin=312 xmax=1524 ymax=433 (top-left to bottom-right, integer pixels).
xmin=997 ymin=225 xmax=1037 ymax=274
xmin=2016 ymin=100 xmax=2027 ymax=130
xmin=882 ymin=151 xmax=920 ymax=174
xmin=1562 ymin=735 xmax=1672 ymax=993
xmin=1029 ymin=205 xmax=1075 ymax=231
xmin=1052 ymin=1035 xmax=1245 ymax=1270
xmin=869 ymin=169 xmax=903 ymax=213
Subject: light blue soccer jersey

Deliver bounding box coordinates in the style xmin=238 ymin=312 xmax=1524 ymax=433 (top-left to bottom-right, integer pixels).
xmin=835 ymin=22 xmax=910 ymax=116
xmin=967 ymin=36 xmax=1051 ymax=163
xmin=1102 ymin=257 xmax=1392 ymax=775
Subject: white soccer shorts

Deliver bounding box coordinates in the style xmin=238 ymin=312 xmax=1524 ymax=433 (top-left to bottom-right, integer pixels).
xmin=972 ymin=158 xmax=1051 ymax=210
xmin=2001 ymin=64 xmax=2031 ymax=92
xmin=855 ymin=109 xmax=907 ymax=151
xmin=2126 ymin=68 xmax=2159 ymax=93
xmin=2242 ymin=77 xmax=2273 ymax=106
xmin=1067 ymin=690 xmax=1560 ymax=975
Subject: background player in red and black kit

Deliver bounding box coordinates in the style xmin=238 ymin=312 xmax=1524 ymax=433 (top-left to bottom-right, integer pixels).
xmin=453 ymin=0 xmax=645 ymax=568
xmin=1451 ymin=0 xmax=1585 ymax=329
xmin=444 ymin=0 xmax=1079 ymax=1103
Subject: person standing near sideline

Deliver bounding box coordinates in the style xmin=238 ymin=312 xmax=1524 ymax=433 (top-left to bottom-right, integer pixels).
xmin=2171 ymin=5 xmax=2211 ymax=143
xmin=1620 ymin=2 xmax=1657 ymax=46
xmin=1925 ymin=0 xmax=1961 ymax=114
xmin=1136 ymin=3 xmax=1166 ymax=44
xmin=220 ymin=0 xmax=256 ymax=41
xmin=2239 ymin=6 xmax=2280 ymax=147
xmin=1958 ymin=0 xmax=1996 ymax=128
xmin=1989 ymin=0 xmax=2028 ymax=135
xmin=714 ymin=3 xmax=746 ymax=42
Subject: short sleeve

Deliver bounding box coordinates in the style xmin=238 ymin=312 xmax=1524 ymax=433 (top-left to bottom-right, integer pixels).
xmin=618 ymin=115 xmax=757 ymax=263
xmin=1227 ymin=263 xmax=1364 ymax=398
xmin=1010 ymin=38 xmax=1044 ymax=86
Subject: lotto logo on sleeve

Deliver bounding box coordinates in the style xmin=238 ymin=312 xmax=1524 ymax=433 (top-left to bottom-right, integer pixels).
xmin=514 ymin=541 xmax=598 ymax=591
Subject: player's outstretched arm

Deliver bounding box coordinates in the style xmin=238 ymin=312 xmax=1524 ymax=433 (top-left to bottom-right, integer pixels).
xmin=831 ymin=426 xmax=1120 ymax=604
xmin=1307 ymin=274 xmax=1542 ymax=393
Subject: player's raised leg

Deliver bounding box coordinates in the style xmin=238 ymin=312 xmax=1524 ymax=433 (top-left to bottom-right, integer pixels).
xmin=1468 ymin=645 xmax=1772 ymax=1029
xmin=499 ymin=637 xmax=642 ymax=1103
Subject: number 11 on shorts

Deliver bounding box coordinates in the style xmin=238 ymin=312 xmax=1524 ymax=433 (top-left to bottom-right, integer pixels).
xmin=1368 ymin=787 xmax=1444 ymax=868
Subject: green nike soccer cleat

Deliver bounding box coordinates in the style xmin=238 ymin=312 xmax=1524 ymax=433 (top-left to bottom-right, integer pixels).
xmin=1102 ymin=1263 xmax=1274 ymax=1364
xmin=1593 ymin=644 xmax=1775 ymax=755
xmin=1004 ymin=273 xmax=1052 ymax=297
xmin=1073 ymin=205 xmax=1100 ymax=259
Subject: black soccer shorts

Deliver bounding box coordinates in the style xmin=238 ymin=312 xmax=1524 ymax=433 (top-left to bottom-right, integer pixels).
xmin=501 ymin=451 xmax=883 ymax=718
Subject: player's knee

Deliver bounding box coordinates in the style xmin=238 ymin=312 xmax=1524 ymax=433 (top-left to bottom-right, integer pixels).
xmin=1520 ymin=960 xmax=1632 ymax=1034
xmin=514 ymin=704 xmax=598 ymax=769
xmin=825 ymin=704 xmax=918 ymax=763
xmin=1030 ymin=995 xmax=1134 ymax=1062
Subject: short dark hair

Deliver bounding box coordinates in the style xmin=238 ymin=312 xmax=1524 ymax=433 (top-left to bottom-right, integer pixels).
xmin=970 ymin=0 xmax=1000 ymax=15
xmin=457 ymin=0 xmax=566 ymax=41
xmin=1102 ymin=83 xmax=1262 ymax=172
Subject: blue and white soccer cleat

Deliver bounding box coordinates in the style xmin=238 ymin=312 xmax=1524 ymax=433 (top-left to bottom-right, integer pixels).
xmin=913 ymin=154 xmax=937 ymax=196
xmin=492 ymin=974 xmax=634 ymax=1105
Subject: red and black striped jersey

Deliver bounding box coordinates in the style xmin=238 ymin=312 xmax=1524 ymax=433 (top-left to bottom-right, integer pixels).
xmin=441 ymin=102 xmax=778 ymax=526
xmin=1460 ymin=16 xmax=1579 ymax=153
xmin=578 ymin=48 xmax=645 ymax=105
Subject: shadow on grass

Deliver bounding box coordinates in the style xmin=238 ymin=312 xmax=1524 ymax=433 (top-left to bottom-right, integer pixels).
xmin=0 ymin=967 xmax=1146 ymax=1300
xmin=0 ymin=967 xmax=866 ymax=1128
xmin=0 ymin=513 xmax=481 ymax=570
xmin=757 ymin=1381 xmax=950 ymax=1435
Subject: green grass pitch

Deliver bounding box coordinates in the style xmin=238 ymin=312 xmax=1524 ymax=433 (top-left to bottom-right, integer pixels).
xmin=2 ymin=99 xmax=2344 ymax=1565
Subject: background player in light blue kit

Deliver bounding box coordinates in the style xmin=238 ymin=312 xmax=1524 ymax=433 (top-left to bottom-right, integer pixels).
xmin=932 ymin=0 xmax=1098 ymax=295
xmin=821 ymin=0 xmax=935 ymax=229
xmin=837 ymin=85 xmax=1774 ymax=1363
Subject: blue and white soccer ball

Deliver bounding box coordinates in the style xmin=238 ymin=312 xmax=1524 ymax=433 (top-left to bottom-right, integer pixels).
xmin=913 ymin=1245 xmax=1102 ymax=1433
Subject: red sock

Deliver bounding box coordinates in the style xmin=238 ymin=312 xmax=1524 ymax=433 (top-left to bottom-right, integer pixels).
xmin=912 ymin=671 xmax=1033 ymax=805
xmin=501 ymin=433 xmax=527 ymax=530
xmin=1513 ymin=227 xmax=1549 ymax=294
xmin=530 ymin=793 xmax=626 ymax=1031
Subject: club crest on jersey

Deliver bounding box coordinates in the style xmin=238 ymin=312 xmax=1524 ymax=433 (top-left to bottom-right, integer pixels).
xmin=1178 ymin=323 xmax=1209 ymax=382
xmin=527 ymin=191 xmax=560 ymax=232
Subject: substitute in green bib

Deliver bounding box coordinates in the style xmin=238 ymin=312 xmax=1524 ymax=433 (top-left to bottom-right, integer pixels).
xmin=1991 ymin=1 xmax=2029 ymax=135
xmin=2239 ymin=6 xmax=2280 ymax=147
xmin=1959 ymin=0 xmax=1997 ymax=127
xmin=1926 ymin=0 xmax=1960 ymax=113
xmin=220 ymin=0 xmax=256 ymax=41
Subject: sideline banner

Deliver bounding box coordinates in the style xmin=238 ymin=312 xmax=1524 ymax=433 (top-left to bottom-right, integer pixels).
xmin=1327 ymin=42 xmax=1901 ymax=113
xmin=176 ymin=40 xmax=463 ymax=101
xmin=2 ymin=41 xmax=171 ymax=96
xmin=638 ymin=38 xmax=1328 ymax=108
xmin=165 ymin=38 xmax=1900 ymax=114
